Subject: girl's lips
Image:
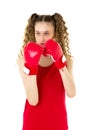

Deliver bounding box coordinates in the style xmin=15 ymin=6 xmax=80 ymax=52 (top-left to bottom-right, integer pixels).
xmin=40 ymin=43 xmax=44 ymax=45
xmin=40 ymin=43 xmax=45 ymax=48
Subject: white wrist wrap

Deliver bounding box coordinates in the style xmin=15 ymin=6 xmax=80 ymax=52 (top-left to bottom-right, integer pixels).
xmin=23 ymin=66 xmax=30 ymax=75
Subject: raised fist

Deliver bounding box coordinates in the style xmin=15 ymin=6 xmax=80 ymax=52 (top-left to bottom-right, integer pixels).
xmin=23 ymin=42 xmax=43 ymax=75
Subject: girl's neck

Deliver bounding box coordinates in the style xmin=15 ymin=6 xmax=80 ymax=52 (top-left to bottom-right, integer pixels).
xmin=39 ymin=55 xmax=53 ymax=67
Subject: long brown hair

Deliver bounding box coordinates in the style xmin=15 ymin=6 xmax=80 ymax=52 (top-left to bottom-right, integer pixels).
xmin=18 ymin=13 xmax=73 ymax=68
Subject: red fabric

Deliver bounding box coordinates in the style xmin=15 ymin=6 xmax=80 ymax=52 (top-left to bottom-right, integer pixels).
xmin=22 ymin=63 xmax=68 ymax=130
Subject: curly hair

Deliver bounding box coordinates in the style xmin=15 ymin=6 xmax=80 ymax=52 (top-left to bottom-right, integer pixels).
xmin=18 ymin=13 xmax=72 ymax=59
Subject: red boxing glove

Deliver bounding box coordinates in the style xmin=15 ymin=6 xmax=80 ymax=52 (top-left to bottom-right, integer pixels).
xmin=23 ymin=42 xmax=43 ymax=75
xmin=45 ymin=39 xmax=66 ymax=69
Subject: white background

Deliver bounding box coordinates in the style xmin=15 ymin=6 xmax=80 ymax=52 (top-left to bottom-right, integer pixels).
xmin=0 ymin=0 xmax=87 ymax=130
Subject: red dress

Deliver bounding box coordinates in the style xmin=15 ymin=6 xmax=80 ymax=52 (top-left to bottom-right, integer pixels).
xmin=22 ymin=63 xmax=68 ymax=130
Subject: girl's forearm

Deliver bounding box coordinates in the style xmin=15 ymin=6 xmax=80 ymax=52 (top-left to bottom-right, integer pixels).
xmin=59 ymin=67 xmax=76 ymax=98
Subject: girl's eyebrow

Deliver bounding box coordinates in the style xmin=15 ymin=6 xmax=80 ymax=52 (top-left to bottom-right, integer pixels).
xmin=35 ymin=30 xmax=50 ymax=33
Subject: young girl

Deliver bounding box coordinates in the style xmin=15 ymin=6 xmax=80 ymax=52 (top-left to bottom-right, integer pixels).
xmin=17 ymin=12 xmax=76 ymax=130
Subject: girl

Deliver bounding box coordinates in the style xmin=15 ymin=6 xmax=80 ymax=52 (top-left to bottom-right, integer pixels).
xmin=17 ymin=13 xmax=76 ymax=130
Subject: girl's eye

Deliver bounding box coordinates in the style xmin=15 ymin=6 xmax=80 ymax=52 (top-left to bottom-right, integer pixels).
xmin=45 ymin=33 xmax=49 ymax=35
xmin=35 ymin=33 xmax=40 ymax=35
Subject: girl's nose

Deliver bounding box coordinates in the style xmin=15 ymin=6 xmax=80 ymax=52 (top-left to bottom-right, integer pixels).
xmin=40 ymin=35 xmax=45 ymax=42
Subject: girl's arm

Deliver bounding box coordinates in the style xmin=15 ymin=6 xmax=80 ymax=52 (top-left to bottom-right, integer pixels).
xmin=17 ymin=57 xmax=39 ymax=106
xmin=59 ymin=56 xmax=76 ymax=98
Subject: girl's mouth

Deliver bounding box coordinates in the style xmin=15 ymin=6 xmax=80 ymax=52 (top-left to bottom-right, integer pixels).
xmin=40 ymin=43 xmax=45 ymax=47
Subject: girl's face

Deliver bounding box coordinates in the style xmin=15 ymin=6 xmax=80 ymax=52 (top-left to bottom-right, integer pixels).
xmin=35 ymin=22 xmax=55 ymax=47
